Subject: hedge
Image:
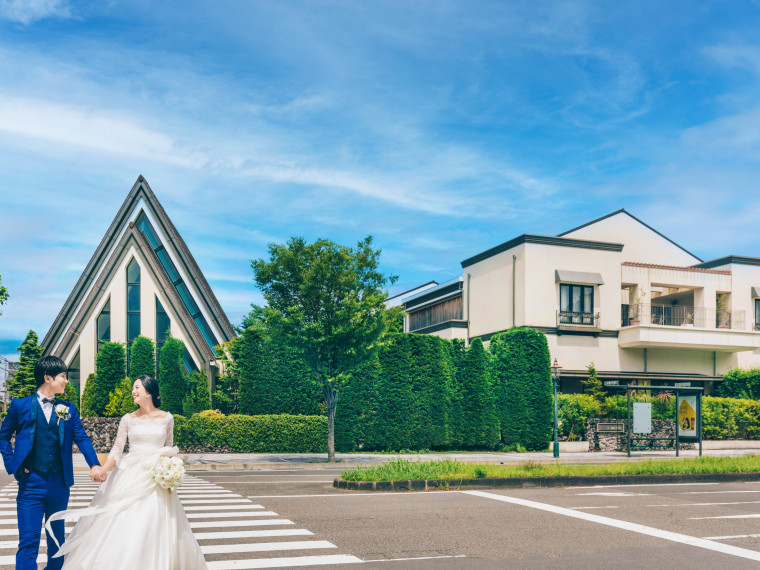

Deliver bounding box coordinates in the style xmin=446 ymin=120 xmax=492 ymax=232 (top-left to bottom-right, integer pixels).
xmin=557 ymin=393 xmax=760 ymax=441
xmin=173 ymin=410 xmax=328 ymax=452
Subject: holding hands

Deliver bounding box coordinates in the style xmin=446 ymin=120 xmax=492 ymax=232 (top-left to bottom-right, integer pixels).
xmin=89 ymin=465 xmax=107 ymax=482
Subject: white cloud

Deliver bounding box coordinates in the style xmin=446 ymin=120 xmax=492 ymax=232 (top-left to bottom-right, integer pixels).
xmin=0 ymin=0 xmax=70 ymax=25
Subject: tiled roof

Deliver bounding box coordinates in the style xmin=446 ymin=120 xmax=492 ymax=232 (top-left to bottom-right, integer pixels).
xmin=622 ymin=261 xmax=731 ymax=275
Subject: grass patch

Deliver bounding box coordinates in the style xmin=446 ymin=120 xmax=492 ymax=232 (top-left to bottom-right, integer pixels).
xmin=341 ymin=454 xmax=760 ymax=482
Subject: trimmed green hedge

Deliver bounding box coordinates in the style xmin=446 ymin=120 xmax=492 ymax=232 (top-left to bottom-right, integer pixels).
xmin=173 ymin=411 xmax=327 ymax=452
xmin=702 ymin=397 xmax=760 ymax=440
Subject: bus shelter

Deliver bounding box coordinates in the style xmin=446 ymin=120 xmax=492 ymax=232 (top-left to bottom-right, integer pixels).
xmin=605 ymin=385 xmax=703 ymax=457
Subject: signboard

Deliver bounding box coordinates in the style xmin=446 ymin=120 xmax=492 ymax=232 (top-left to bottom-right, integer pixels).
xmin=678 ymin=395 xmax=697 ymax=437
xmin=674 ymin=382 xmax=691 ymax=388
xmin=633 ymin=402 xmax=652 ymax=434
xmin=604 ymin=380 xmax=619 ymax=386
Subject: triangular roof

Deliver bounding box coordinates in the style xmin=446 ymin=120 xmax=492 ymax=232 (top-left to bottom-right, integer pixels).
xmin=558 ymin=209 xmax=703 ymax=265
xmin=43 ymin=176 xmax=235 ymax=359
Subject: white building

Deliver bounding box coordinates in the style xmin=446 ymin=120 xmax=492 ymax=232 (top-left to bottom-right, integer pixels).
xmin=42 ymin=176 xmax=236 ymax=395
xmin=403 ymin=210 xmax=760 ymax=393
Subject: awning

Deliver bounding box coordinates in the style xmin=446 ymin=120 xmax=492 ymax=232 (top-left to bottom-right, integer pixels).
xmin=555 ymin=269 xmax=604 ymax=285
xmin=752 ymin=286 xmax=760 ymax=298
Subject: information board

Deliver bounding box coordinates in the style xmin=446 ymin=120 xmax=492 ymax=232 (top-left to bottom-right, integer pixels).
xmin=633 ymin=402 xmax=652 ymax=434
xmin=677 ymin=394 xmax=697 ymax=437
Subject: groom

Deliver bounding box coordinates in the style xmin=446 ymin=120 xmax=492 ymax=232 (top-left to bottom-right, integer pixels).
xmin=0 ymin=355 xmax=106 ymax=569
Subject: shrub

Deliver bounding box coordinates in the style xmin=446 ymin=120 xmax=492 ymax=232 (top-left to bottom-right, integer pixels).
xmin=491 ymin=328 xmax=553 ymax=451
xmin=94 ymin=343 xmax=126 ymax=415
xmin=80 ymin=373 xmax=97 ymax=417
xmin=717 ymin=369 xmax=760 ymax=400
xmin=457 ymin=338 xmax=499 ymax=449
xmin=173 ymin=412 xmax=327 ymax=453
xmin=62 ymin=381 xmax=79 ymax=406
xmin=557 ymin=394 xmax=602 ymax=440
xmin=490 ymin=332 xmax=526 ymax=447
xmin=702 ymin=397 xmax=760 ymax=440
xmin=159 ymin=336 xmax=186 ymax=415
xmin=183 ymin=371 xmax=212 ymax=416
xmin=105 ymin=377 xmax=138 ymax=416
xmin=581 ymin=363 xmax=605 ymax=401
xmin=129 ymin=336 xmax=156 ymax=380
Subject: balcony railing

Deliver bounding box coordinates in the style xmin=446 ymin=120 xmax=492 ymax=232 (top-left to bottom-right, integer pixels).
xmin=622 ymin=304 xmax=746 ymax=330
xmin=557 ymin=310 xmax=600 ymax=328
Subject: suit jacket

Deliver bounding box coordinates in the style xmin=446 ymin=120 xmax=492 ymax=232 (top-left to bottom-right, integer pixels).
xmin=0 ymin=395 xmax=100 ymax=487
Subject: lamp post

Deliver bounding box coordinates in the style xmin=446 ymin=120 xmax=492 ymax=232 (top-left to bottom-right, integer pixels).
xmin=550 ymin=358 xmax=562 ymax=458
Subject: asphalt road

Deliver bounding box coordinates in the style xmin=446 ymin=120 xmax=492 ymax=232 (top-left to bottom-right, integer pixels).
xmin=2 ymin=469 xmax=760 ymax=568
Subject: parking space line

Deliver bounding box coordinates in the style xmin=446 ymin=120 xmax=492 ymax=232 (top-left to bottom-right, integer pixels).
xmin=705 ymin=534 xmax=760 ymax=540
xmin=690 ymin=514 xmax=760 ymax=520
xmin=464 ymin=490 xmax=760 ymax=563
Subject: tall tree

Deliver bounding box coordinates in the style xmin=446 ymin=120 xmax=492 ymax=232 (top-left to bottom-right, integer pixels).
xmin=458 ymin=339 xmax=499 ymax=449
xmin=8 ymin=330 xmax=41 ymax=398
xmin=105 ymin=376 xmax=138 ymax=416
xmin=251 ymin=235 xmax=397 ymax=462
xmin=129 ymin=335 xmax=156 ymax=380
xmin=94 ymin=342 xmax=126 ymax=415
xmin=0 ymin=274 xmax=8 ymax=316
xmin=183 ymin=371 xmax=212 ymax=416
xmin=158 ymin=336 xmax=186 ymax=415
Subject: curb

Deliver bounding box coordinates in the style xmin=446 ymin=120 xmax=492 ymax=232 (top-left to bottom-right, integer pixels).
xmin=334 ymin=471 xmax=760 ymax=491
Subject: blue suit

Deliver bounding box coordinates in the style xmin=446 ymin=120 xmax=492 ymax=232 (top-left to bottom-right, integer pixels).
xmin=0 ymin=395 xmax=100 ymax=569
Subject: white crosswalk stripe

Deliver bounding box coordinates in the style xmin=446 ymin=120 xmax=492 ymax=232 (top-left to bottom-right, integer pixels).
xmin=0 ymin=475 xmax=361 ymax=569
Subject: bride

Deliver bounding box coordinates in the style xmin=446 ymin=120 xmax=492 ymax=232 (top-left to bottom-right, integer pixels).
xmin=46 ymin=375 xmax=207 ymax=569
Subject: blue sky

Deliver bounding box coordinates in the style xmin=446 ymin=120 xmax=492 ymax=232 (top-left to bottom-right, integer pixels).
xmin=3 ymin=1 xmax=760 ymax=360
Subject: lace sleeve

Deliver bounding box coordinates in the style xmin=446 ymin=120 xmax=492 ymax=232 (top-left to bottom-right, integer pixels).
xmin=165 ymin=413 xmax=174 ymax=447
xmin=107 ymin=414 xmax=129 ymax=465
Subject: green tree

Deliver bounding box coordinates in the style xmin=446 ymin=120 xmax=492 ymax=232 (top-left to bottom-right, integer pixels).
xmin=183 ymin=371 xmax=212 ymax=416
xmin=94 ymin=342 xmax=126 ymax=415
xmin=251 ymin=235 xmax=397 ymax=462
xmin=0 ymin=274 xmax=8 ymax=316
xmin=129 ymin=335 xmax=156 ymax=380
xmin=581 ymin=362 xmax=606 ymax=401
xmin=458 ymin=339 xmax=499 ymax=449
xmin=105 ymin=377 xmax=138 ymax=416
xmin=62 ymin=381 xmax=78 ymax=406
xmin=80 ymin=373 xmax=98 ymax=417
xmin=159 ymin=336 xmax=186 ymax=414
xmin=7 ymin=330 xmax=42 ymax=399
xmin=213 ymin=342 xmax=239 ymax=415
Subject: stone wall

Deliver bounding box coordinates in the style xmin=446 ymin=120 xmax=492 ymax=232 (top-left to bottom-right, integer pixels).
xmin=586 ymin=418 xmax=696 ymax=452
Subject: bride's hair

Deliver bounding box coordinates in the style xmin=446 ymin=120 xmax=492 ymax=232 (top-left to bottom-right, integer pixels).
xmin=135 ymin=375 xmax=162 ymax=408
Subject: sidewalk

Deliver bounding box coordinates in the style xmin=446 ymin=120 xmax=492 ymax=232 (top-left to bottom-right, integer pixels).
xmin=57 ymin=447 xmax=760 ymax=471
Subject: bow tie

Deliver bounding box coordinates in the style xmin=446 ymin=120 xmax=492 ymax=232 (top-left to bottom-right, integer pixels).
xmin=41 ymin=397 xmax=55 ymax=405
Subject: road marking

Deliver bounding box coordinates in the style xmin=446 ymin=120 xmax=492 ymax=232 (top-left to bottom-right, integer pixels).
xmin=180 ymin=499 xmax=251 ymax=504
xmin=247 ymin=492 xmax=425 ymax=499
xmin=190 ymin=513 xmax=284 ymax=528
xmin=200 ymin=540 xmax=336 ymax=555
xmin=647 ymin=501 xmax=760 ymax=507
xmin=185 ymin=504 xmax=269 ymax=511
xmin=576 ymin=492 xmax=652 ymax=497
xmin=573 ymin=483 xmax=720 ymax=489
xmin=205 ymin=554 xmax=363 ymax=568
xmin=690 ymin=514 xmax=760 ymax=520
xmin=705 ymin=534 xmax=760 ymax=540
xmin=569 ymin=506 xmax=619 ymax=510
xmin=464 ymin=490 xmax=760 ymax=563
xmin=363 ymin=555 xmax=467 ymax=563
xmin=678 ymin=490 xmax=760 ymax=495
xmin=194 ymin=529 xmax=313 ymax=540
xmin=190 ymin=519 xmax=293 ymax=529
xmin=186 ymin=511 xmax=268 ymax=519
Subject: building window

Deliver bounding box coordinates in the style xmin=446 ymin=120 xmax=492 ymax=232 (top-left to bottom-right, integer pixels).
xmin=126 ymin=258 xmax=141 ymax=370
xmin=156 ymin=297 xmax=170 ymax=379
xmin=559 ymin=284 xmax=594 ymax=324
xmin=755 ymin=299 xmax=760 ymax=331
xmin=67 ymin=349 xmax=80 ymax=401
xmin=97 ymin=298 xmax=111 ymax=352
xmin=135 ymin=211 xmax=218 ymax=351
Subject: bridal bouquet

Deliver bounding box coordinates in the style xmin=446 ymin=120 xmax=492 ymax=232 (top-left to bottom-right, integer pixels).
xmin=150 ymin=455 xmax=185 ymax=492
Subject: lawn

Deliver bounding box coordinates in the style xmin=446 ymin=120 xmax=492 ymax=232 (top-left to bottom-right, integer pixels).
xmin=341 ymin=455 xmax=760 ymax=482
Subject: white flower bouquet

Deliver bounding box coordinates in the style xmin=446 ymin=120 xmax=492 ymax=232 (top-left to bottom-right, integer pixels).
xmin=149 ymin=455 xmax=185 ymax=492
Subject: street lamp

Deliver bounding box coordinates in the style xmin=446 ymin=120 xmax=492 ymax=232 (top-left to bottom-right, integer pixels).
xmin=550 ymin=357 xmax=563 ymax=458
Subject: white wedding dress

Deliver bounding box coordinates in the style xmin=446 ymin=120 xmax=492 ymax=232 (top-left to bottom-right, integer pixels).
xmin=47 ymin=413 xmax=207 ymax=569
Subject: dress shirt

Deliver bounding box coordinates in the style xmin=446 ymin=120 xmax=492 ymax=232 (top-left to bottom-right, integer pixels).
xmin=36 ymin=391 xmax=54 ymax=423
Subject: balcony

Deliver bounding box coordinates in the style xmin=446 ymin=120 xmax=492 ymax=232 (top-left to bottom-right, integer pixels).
xmin=619 ymin=304 xmax=760 ymax=352
xmin=556 ymin=310 xmax=601 ymax=335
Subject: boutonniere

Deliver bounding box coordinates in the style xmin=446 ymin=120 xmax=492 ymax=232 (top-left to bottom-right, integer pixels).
xmin=55 ymin=404 xmax=71 ymax=422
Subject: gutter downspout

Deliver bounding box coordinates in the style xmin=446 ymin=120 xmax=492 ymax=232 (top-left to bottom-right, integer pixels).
xmin=466 ymin=273 xmax=471 ymax=344
xmin=512 ymin=255 xmax=516 ymax=328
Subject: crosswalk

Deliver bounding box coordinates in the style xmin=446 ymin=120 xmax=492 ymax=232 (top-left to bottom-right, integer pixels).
xmin=0 ymin=474 xmax=363 ymax=569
